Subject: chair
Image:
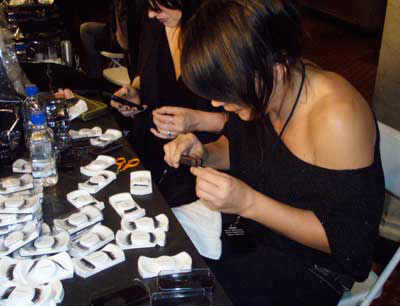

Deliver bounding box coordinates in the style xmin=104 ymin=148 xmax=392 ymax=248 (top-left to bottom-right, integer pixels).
xmin=338 ymin=121 xmax=400 ymax=306
xmin=101 ymin=51 xmax=131 ymax=86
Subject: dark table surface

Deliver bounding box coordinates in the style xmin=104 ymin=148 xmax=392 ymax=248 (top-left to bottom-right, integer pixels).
xmin=0 ymin=112 xmax=232 ymax=306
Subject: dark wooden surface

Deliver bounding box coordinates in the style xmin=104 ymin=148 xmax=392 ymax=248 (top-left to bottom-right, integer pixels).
xmin=0 ymin=112 xmax=232 ymax=306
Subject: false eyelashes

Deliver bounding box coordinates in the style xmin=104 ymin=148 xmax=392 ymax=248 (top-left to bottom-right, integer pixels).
xmin=80 ymin=155 xmax=116 ymax=177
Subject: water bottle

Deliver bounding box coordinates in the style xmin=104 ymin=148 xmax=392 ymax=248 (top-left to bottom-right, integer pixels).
xmin=29 ymin=112 xmax=58 ymax=187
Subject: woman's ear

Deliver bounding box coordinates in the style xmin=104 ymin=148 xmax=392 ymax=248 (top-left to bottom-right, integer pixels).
xmin=273 ymin=63 xmax=286 ymax=83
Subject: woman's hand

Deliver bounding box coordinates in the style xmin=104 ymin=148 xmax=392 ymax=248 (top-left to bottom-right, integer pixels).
xmin=164 ymin=133 xmax=205 ymax=168
xmin=150 ymin=106 xmax=198 ymax=139
xmin=55 ymin=88 xmax=74 ymax=99
xmin=110 ymin=85 xmax=145 ymax=117
xmin=190 ymin=167 xmax=254 ymax=215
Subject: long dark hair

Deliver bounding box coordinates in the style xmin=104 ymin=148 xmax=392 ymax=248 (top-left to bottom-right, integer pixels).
xmin=181 ymin=0 xmax=303 ymax=120
xmin=147 ymin=0 xmax=202 ymax=28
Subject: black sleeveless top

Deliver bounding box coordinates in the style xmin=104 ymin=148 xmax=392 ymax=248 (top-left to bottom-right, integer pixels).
xmin=131 ymin=15 xmax=220 ymax=181
xmin=223 ymin=113 xmax=385 ymax=281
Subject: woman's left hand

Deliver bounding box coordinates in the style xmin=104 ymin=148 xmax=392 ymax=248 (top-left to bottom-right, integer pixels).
xmin=150 ymin=106 xmax=198 ymax=139
xmin=190 ymin=167 xmax=254 ymax=215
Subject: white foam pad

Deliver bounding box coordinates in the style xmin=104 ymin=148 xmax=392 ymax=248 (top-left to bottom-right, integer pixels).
xmin=78 ymin=171 xmax=116 ymax=194
xmin=121 ymin=214 xmax=169 ymax=232
xmin=138 ymin=251 xmax=192 ymax=278
xmin=12 ymin=159 xmax=32 ymax=174
xmin=116 ymin=229 xmax=166 ymax=250
xmin=0 ymin=174 xmax=34 ymax=195
xmin=130 ymin=171 xmax=152 ymax=195
xmin=80 ymin=155 xmax=116 ymax=177
xmin=109 ymin=192 xmax=145 ymax=219
xmin=73 ymin=243 xmax=125 ymax=278
xmin=90 ymin=129 xmax=122 ymax=148
xmin=66 ymin=190 xmax=104 ymax=210
xmin=53 ymin=206 xmax=103 ymax=234
xmin=69 ymin=224 xmax=114 ymax=258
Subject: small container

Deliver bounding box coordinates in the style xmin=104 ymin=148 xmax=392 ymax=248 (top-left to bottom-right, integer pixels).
xmin=60 ymin=40 xmax=73 ymax=66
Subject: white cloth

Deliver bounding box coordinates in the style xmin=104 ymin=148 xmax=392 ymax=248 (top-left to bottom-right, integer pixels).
xmin=172 ymin=200 xmax=222 ymax=260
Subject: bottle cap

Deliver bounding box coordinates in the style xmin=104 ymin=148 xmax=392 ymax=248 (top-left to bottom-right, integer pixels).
xmin=31 ymin=112 xmax=46 ymax=125
xmin=25 ymin=85 xmax=38 ymax=96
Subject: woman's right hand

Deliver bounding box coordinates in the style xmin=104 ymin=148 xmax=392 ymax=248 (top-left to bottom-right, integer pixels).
xmin=164 ymin=133 xmax=205 ymax=168
xmin=110 ymin=85 xmax=144 ymax=117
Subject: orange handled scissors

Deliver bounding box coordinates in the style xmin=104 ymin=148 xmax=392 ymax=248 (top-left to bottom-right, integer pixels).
xmin=116 ymin=157 xmax=140 ymax=175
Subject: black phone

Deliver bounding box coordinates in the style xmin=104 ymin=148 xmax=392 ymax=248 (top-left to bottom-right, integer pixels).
xmin=91 ymin=283 xmax=149 ymax=306
xmin=103 ymin=92 xmax=145 ymax=111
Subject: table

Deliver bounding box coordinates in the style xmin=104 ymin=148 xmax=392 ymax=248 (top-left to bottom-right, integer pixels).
xmin=1 ymin=113 xmax=232 ymax=306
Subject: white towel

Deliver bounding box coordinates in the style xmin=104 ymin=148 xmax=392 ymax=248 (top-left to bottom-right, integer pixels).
xmin=172 ymin=200 xmax=222 ymax=260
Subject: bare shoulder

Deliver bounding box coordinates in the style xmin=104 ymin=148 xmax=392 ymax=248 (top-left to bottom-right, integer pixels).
xmin=307 ymin=70 xmax=376 ymax=170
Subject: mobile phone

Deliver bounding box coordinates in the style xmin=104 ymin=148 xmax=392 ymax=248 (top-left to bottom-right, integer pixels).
xmin=103 ymin=92 xmax=145 ymax=111
xmin=91 ymin=283 xmax=149 ymax=306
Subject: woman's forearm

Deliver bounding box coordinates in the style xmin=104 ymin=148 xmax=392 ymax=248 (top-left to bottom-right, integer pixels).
xmin=193 ymin=111 xmax=228 ymax=133
xmin=202 ymin=135 xmax=230 ymax=170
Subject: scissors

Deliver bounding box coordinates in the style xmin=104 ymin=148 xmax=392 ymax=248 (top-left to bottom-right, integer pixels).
xmin=116 ymin=157 xmax=140 ymax=175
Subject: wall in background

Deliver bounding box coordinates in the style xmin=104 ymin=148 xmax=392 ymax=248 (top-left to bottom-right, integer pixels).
xmin=373 ymin=0 xmax=400 ymax=130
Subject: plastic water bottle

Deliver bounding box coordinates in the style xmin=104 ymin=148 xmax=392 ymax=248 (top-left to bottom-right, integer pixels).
xmin=29 ymin=112 xmax=58 ymax=187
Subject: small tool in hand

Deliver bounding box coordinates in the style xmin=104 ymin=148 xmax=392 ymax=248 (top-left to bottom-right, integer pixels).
xmin=116 ymin=157 xmax=140 ymax=175
xmin=103 ymin=91 xmax=145 ymax=111
xmin=179 ymin=155 xmax=203 ymax=167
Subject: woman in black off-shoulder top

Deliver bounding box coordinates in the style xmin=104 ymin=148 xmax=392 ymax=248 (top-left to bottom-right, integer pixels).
xmin=164 ymin=0 xmax=385 ymax=305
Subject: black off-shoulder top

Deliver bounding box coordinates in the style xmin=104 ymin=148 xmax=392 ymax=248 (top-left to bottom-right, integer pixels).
xmin=223 ymin=113 xmax=385 ymax=281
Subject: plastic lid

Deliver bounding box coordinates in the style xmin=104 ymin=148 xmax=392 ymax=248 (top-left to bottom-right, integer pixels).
xmin=25 ymin=85 xmax=38 ymax=96
xmin=31 ymin=112 xmax=46 ymax=125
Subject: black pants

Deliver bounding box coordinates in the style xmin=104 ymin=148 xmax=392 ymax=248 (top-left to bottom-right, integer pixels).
xmin=206 ymin=245 xmax=343 ymax=306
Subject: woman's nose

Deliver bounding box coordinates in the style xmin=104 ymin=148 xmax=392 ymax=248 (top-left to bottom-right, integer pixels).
xmin=148 ymin=9 xmax=158 ymax=19
xmin=211 ymin=100 xmax=225 ymax=107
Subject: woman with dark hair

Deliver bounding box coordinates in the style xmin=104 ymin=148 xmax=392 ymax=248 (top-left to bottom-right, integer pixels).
xmin=110 ymin=0 xmax=227 ymax=205
xmin=164 ymin=0 xmax=385 ymax=305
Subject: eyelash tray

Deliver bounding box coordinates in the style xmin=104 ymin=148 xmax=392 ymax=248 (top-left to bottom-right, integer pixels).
xmin=0 ymin=280 xmax=63 ymax=306
xmin=69 ymin=126 xmax=102 ymax=139
xmin=130 ymin=171 xmax=152 ymax=195
xmin=73 ymin=243 xmax=125 ymax=278
xmin=0 ymin=221 xmax=40 ymax=256
xmin=0 ymin=174 xmax=34 ymax=195
xmin=109 ymin=192 xmax=146 ymax=219
xmin=80 ymin=155 xmax=116 ymax=177
xmin=0 ymin=212 xmax=36 ymax=228
xmin=121 ymin=214 xmax=169 ymax=232
xmin=17 ymin=252 xmax=74 ymax=286
xmin=12 ymin=159 xmax=32 ymax=174
xmin=78 ymin=170 xmax=116 ymax=194
xmin=90 ymin=129 xmax=122 ymax=148
xmin=0 ymin=194 xmax=41 ymax=214
xmin=116 ymin=229 xmax=166 ymax=250
xmin=66 ymin=190 xmax=104 ymax=210
xmin=53 ymin=206 xmax=103 ymax=235
xmin=19 ymin=229 xmax=71 ymax=257
xmin=138 ymin=251 xmax=192 ymax=279
xmin=69 ymin=224 xmax=114 ymax=258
